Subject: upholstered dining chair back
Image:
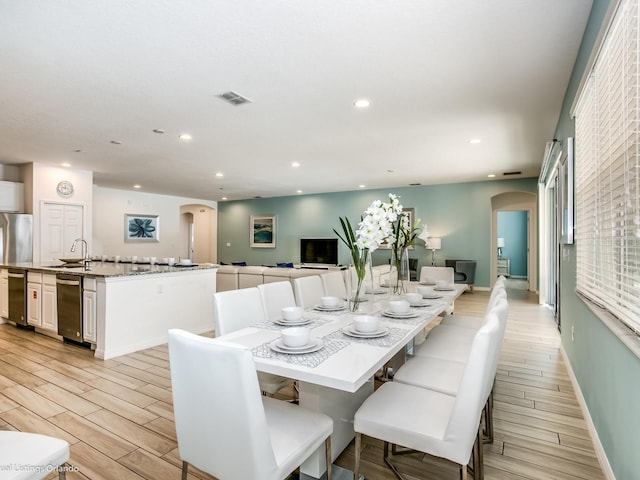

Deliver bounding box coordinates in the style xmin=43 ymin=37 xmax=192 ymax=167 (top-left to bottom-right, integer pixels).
xmin=257 ymin=281 xmax=297 ymax=322
xmin=441 ymin=313 xmax=501 ymax=465
xmin=168 ymin=330 xmax=280 ymax=479
xmin=293 ymin=275 xmax=325 ymax=309
xmin=419 ymin=266 xmax=454 ymax=284
xmin=320 ymin=271 xmax=348 ymax=299
xmin=213 ymin=287 xmax=266 ymax=336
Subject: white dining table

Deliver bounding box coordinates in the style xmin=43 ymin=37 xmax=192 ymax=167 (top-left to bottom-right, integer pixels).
xmin=219 ymin=283 xmax=467 ymax=479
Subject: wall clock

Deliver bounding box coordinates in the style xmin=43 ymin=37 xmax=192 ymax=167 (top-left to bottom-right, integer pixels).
xmin=56 ymin=180 xmax=74 ymax=198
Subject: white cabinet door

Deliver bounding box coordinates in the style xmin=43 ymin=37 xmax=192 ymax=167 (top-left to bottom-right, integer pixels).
xmin=40 ymin=203 xmax=84 ymax=263
xmin=42 ymin=280 xmax=57 ymax=332
xmin=83 ymin=289 xmax=97 ymax=343
xmin=27 ymin=282 xmax=42 ymax=326
xmin=0 ymin=181 xmax=24 ymax=212
xmin=0 ymin=269 xmax=8 ymax=319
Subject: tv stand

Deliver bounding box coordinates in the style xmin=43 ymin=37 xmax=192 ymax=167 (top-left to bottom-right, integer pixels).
xmin=299 ymin=264 xmax=346 ymax=270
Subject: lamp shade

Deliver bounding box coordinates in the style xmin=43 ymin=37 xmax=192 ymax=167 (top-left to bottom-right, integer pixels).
xmin=428 ymin=237 xmax=442 ymax=250
xmin=497 ymin=237 xmax=505 ymax=248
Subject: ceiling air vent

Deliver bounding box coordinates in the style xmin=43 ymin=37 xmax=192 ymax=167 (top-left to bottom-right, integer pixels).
xmin=218 ymin=91 xmax=252 ymax=106
xmin=503 ymin=171 xmax=522 ymax=176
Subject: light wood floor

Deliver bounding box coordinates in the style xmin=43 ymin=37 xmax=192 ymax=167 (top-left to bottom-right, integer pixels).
xmin=0 ymin=288 xmax=605 ymax=480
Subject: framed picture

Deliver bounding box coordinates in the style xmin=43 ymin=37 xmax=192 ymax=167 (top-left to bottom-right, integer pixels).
xmin=124 ymin=214 xmax=159 ymax=242
xmin=559 ymin=137 xmax=574 ymax=245
xmin=380 ymin=207 xmax=416 ymax=249
xmin=250 ymin=214 xmax=276 ymax=248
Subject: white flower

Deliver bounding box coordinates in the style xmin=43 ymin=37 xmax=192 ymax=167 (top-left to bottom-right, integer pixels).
xmin=418 ymin=225 xmax=430 ymax=244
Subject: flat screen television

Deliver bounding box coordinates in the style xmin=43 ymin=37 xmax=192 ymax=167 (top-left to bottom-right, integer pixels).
xmin=300 ymin=238 xmax=339 ymax=266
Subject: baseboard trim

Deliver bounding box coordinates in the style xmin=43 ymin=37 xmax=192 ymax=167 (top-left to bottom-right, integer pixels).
xmin=560 ymin=345 xmax=616 ymax=480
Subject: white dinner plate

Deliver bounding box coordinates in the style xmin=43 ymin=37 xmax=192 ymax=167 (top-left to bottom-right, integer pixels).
xmin=273 ymin=318 xmax=311 ymax=327
xmin=270 ymin=338 xmax=324 ymax=354
xmin=382 ymin=310 xmax=419 ymax=319
xmin=419 ymin=281 xmax=436 ymax=286
xmin=422 ymin=294 xmax=444 ymax=300
xmin=342 ymin=326 xmax=390 ymax=338
xmin=434 ymin=287 xmax=455 ymax=291
xmin=408 ymin=301 xmax=432 ymax=308
xmin=313 ymin=303 xmax=347 ymax=311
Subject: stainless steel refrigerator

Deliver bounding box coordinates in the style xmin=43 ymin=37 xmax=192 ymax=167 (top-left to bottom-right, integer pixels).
xmin=0 ymin=213 xmax=33 ymax=264
xmin=1 ymin=213 xmax=32 ymax=326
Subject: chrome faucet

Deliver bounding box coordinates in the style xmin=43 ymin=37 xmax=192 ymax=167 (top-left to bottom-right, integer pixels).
xmin=70 ymin=238 xmax=90 ymax=269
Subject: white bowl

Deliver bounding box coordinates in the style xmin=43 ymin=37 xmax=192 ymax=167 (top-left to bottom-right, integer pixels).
xmin=404 ymin=292 xmax=423 ymax=305
xmin=321 ymin=296 xmax=340 ymax=308
xmin=436 ymin=280 xmax=450 ymax=289
xmin=353 ymin=315 xmax=379 ymax=333
xmin=180 ymin=258 xmax=192 ymax=265
xmin=416 ymin=285 xmax=433 ymax=296
xmin=281 ymin=306 xmax=304 ymax=322
xmin=281 ymin=327 xmax=311 ymax=348
xmin=388 ymin=300 xmax=410 ymax=314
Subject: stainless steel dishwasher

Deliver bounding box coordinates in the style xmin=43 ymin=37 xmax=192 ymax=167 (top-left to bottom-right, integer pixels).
xmin=8 ymin=269 xmax=27 ymax=326
xmin=56 ymin=273 xmax=83 ymax=342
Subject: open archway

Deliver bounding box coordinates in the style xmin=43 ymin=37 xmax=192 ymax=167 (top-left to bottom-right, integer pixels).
xmin=491 ymin=191 xmax=537 ymax=291
xmin=179 ymin=204 xmax=217 ymax=263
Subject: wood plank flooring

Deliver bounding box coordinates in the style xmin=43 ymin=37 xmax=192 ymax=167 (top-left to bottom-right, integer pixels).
xmin=0 ymin=287 xmax=605 ymax=480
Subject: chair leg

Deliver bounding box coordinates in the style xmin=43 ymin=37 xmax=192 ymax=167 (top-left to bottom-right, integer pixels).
xmin=181 ymin=460 xmax=188 ymax=480
xmin=58 ymin=465 xmax=66 ymax=480
xmin=473 ymin=426 xmax=484 ymax=480
xmin=459 ymin=462 xmax=468 ymax=480
xmin=483 ymin=392 xmax=494 ymax=444
xmin=325 ymin=435 xmax=332 ymax=480
xmin=354 ymin=433 xmax=361 ymax=480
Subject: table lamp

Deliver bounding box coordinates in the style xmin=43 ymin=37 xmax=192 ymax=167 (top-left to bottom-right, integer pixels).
xmin=427 ymin=237 xmax=441 ymax=266
xmin=497 ymin=237 xmax=505 ymax=258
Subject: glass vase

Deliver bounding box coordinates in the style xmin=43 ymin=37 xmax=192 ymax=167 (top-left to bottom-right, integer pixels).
xmin=391 ymin=247 xmax=410 ymax=295
xmin=348 ymin=249 xmax=373 ymax=312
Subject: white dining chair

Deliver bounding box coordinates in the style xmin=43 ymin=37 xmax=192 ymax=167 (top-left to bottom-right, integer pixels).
xmin=419 ymin=266 xmax=455 ymax=284
xmin=394 ymin=297 xmax=509 ymax=443
xmin=440 ymin=285 xmax=507 ymax=329
xmin=257 ymin=281 xmax=297 ymax=322
xmin=353 ymin=313 xmax=501 ymax=480
xmin=213 ymin=287 xmax=294 ymax=396
xmin=293 ymin=275 xmax=325 ymax=309
xmin=0 ymin=431 xmax=70 ymax=479
xmin=168 ymin=329 xmax=333 ymax=480
xmin=320 ymin=271 xmax=348 ymax=299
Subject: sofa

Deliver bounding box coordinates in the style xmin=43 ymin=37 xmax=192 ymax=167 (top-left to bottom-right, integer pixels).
xmin=216 ymin=265 xmax=332 ymax=292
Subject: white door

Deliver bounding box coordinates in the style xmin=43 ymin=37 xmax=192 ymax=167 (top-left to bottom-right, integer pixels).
xmin=41 ymin=203 xmax=84 ymax=263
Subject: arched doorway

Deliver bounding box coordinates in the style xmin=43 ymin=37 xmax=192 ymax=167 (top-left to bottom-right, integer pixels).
xmin=491 ymin=192 xmax=537 ymax=291
xmin=179 ymin=204 xmax=217 ymax=263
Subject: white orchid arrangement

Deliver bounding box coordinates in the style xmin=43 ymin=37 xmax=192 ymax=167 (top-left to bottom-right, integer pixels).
xmin=334 ymin=193 xmax=404 ymax=309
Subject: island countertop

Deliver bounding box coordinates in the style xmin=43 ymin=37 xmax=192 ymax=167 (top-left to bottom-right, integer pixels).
xmin=1 ymin=261 xmax=218 ymax=277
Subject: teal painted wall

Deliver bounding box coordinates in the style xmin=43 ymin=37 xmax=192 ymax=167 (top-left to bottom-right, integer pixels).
xmin=549 ymin=0 xmax=640 ymax=478
xmin=497 ymin=211 xmax=528 ymax=277
xmin=218 ymin=178 xmax=537 ymax=289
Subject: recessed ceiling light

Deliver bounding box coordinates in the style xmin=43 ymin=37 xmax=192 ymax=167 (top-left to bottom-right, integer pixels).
xmin=291 ymin=162 xmax=300 ymax=167
xmin=110 ymin=140 xmax=122 ymax=145
xmin=488 ymin=174 xmax=496 ymax=178
xmin=353 ymin=99 xmax=370 ymax=108
xmin=178 ymin=133 xmax=192 ymax=140
xmin=359 ymin=184 xmax=366 ymax=188
xmin=215 ymin=172 xmax=224 ymax=177
xmin=469 ymin=138 xmax=482 ymax=144
xmin=133 ymin=184 xmax=141 ymax=189
xmin=296 ymin=190 xmax=303 ymax=194
xmin=152 ymin=129 xmax=165 ymax=134
xmin=221 ymin=197 xmax=228 ymax=201
xmin=61 ymin=162 xmax=71 ymax=168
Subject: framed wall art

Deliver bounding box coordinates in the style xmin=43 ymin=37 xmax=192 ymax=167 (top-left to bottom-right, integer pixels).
xmin=125 ymin=214 xmax=159 ymax=242
xmin=250 ymin=214 xmax=276 ymax=248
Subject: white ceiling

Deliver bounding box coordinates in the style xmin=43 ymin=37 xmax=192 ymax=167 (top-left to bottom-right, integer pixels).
xmin=0 ymin=0 xmax=593 ymax=201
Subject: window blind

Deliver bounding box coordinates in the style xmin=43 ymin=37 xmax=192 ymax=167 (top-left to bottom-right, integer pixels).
xmin=574 ymin=0 xmax=640 ymax=333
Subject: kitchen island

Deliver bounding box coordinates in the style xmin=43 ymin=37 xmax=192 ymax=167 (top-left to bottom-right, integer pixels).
xmin=0 ymin=261 xmax=217 ymax=360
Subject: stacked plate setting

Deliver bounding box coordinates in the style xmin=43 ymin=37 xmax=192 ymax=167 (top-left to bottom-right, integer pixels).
xmin=270 ymin=337 xmax=324 ymax=354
